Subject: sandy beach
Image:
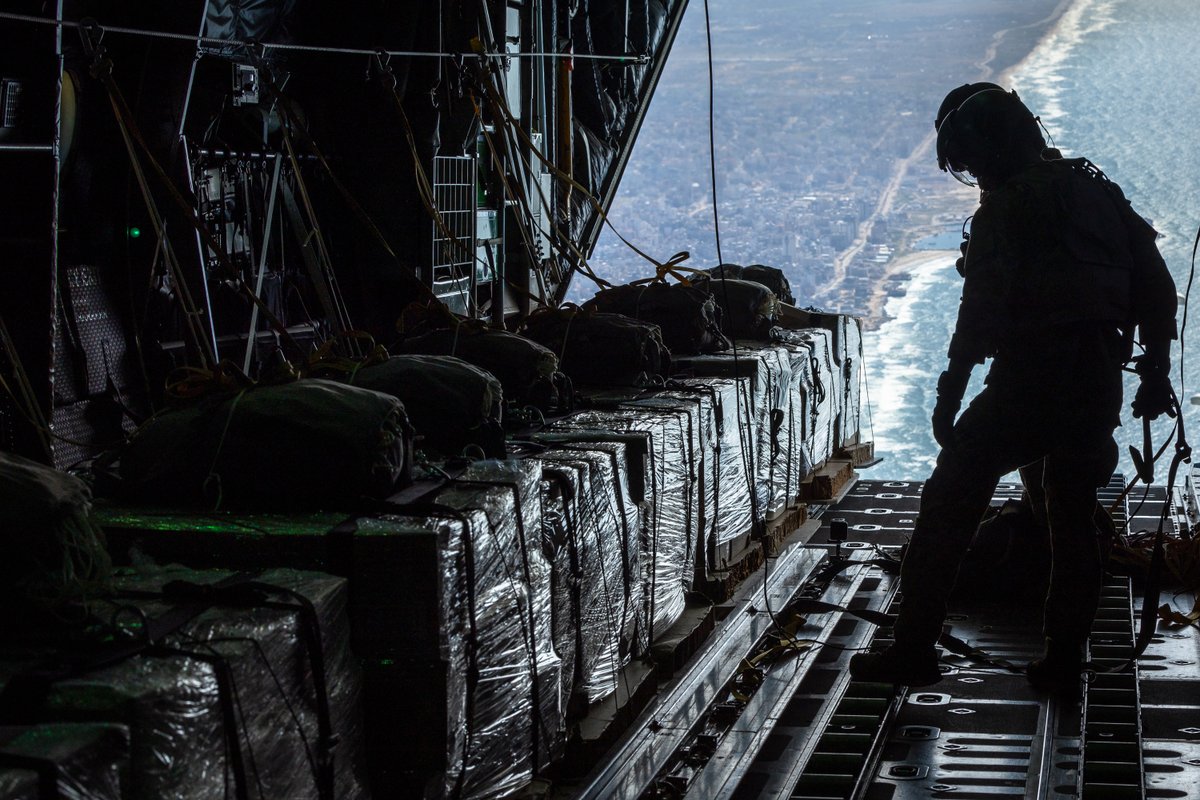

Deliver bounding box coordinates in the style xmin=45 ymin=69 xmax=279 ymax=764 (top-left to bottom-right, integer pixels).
xmin=863 ymin=249 xmax=956 ymax=324
xmin=840 ymin=0 xmax=1078 ymax=331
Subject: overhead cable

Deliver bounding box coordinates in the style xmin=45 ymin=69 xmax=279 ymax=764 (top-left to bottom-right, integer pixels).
xmin=0 ymin=11 xmax=649 ymax=63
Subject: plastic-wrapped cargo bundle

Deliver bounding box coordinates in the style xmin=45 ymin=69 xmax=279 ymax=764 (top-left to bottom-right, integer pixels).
xmin=775 ymin=310 xmax=865 ymax=449
xmin=742 ymin=341 xmax=829 ymax=508
xmin=632 ymin=389 xmax=718 ymax=564
xmin=761 ymin=342 xmax=816 ymax=502
xmin=0 ymin=723 xmax=128 ymax=800
xmin=539 ymin=450 xmax=629 ymax=705
xmin=356 ymin=459 xmax=559 ymax=800
xmin=550 ymin=408 xmax=693 ymax=640
xmin=671 ymin=351 xmax=784 ymax=536
xmin=98 ymin=461 xmax=559 ymax=800
xmin=617 ymin=394 xmax=706 ymax=562
xmin=540 ymin=475 xmax=579 ymax=708
xmin=840 ymin=316 xmax=865 ymax=448
xmin=772 ymin=328 xmax=838 ymax=469
xmin=733 ymin=345 xmax=796 ymax=517
xmin=353 ymin=510 xmax=527 ymax=800
xmin=530 ymin=431 xmax=648 ymax=657
xmin=0 ymin=566 xmax=367 ymax=800
xmin=811 ymin=312 xmax=862 ymax=449
xmin=434 ymin=459 xmax=562 ymax=778
xmin=672 ymin=377 xmax=755 ymax=560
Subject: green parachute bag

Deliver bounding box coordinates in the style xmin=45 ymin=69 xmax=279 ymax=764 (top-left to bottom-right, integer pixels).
xmin=119 ymin=379 xmax=411 ymax=510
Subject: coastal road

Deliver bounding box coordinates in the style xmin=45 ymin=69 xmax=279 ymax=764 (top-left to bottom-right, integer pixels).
xmin=820 ymin=129 xmax=934 ymax=300
xmin=818 ymin=0 xmax=1073 ymax=307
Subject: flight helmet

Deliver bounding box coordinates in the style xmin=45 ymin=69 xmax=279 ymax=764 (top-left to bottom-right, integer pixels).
xmin=935 ymin=83 xmax=1044 ymax=186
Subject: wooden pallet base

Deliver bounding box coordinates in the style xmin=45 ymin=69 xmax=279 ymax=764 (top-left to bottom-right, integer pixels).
xmin=650 ymin=597 xmax=717 ymax=678
xmin=698 ymin=503 xmax=809 ymax=602
xmin=800 ymin=458 xmax=854 ymax=501
xmin=557 ymin=597 xmax=714 ymax=776
xmin=559 ymin=659 xmax=658 ymax=775
xmin=836 ymin=439 xmax=875 ymax=467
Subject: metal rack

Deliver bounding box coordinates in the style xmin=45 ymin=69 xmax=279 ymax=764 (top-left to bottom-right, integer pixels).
xmin=431 ymin=154 xmax=479 ymax=316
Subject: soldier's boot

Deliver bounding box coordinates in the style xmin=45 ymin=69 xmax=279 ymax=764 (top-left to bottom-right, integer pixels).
xmin=848 ymin=644 xmax=942 ymax=687
xmin=1026 ymin=639 xmax=1084 ymax=700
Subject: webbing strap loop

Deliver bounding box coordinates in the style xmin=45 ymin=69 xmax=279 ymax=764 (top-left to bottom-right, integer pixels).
xmin=785 ymin=594 xmax=1024 ymax=674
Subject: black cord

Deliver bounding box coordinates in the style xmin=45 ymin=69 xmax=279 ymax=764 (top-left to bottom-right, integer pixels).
xmin=699 ymin=0 xmax=794 ymax=636
xmin=1179 ymin=220 xmax=1199 ymax=414
xmin=702 ymin=0 xmax=722 ymax=265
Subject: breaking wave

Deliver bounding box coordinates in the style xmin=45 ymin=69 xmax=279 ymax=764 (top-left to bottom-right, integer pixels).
xmin=870 ymin=0 xmax=1200 ymax=480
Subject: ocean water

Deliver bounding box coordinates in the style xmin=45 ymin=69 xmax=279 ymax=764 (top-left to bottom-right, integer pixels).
xmin=867 ymin=0 xmax=1200 ymax=482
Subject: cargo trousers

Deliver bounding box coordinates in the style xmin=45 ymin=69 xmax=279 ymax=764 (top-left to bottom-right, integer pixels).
xmin=894 ymin=331 xmax=1123 ymax=651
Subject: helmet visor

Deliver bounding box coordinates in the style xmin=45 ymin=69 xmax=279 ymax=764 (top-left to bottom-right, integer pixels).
xmin=935 ymin=108 xmax=979 ymax=186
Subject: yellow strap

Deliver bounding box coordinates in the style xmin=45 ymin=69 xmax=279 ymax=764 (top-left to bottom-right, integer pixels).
xmin=164 ymin=361 xmax=257 ymax=402
xmin=306 ymin=330 xmax=390 ymax=379
xmin=1158 ymin=597 xmax=1200 ymax=627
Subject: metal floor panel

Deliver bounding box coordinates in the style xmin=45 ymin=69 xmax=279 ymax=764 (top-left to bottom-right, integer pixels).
xmin=573 ymin=476 xmax=1200 ymax=800
xmin=575 ymin=542 xmax=828 ymax=800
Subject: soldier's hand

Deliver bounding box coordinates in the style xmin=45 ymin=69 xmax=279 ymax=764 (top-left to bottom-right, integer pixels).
xmin=932 ymin=365 xmax=970 ymax=449
xmin=1131 ymin=348 xmax=1176 ymax=421
xmin=1132 ymin=370 xmax=1176 ymax=420
xmin=932 ymin=397 xmax=960 ymax=449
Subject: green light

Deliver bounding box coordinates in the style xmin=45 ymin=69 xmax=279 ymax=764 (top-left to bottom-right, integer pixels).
xmin=127 ymin=226 xmax=141 ymax=239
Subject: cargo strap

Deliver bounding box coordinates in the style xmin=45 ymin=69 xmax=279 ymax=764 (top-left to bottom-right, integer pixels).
xmin=791 ymin=557 xmax=1024 ymax=673
xmin=1127 ymin=408 xmax=1191 ymax=670
xmin=117 ymin=578 xmax=339 ymax=800
xmin=0 ymin=571 xmax=261 ymax=800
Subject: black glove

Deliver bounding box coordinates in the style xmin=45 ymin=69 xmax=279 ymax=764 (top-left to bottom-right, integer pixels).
xmin=932 ymin=363 xmax=972 ymax=449
xmin=1131 ymin=352 xmax=1176 ymax=420
xmin=954 ymin=238 xmax=970 ymax=277
xmin=932 ymin=396 xmax=960 ymax=448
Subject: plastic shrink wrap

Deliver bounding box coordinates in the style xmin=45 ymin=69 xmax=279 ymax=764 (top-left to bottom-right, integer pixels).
xmin=741 ymin=341 xmax=826 ymax=505
xmin=540 ymin=474 xmax=579 ymax=708
xmin=550 ymin=408 xmax=693 ymax=640
xmin=0 ymin=566 xmax=367 ymax=800
xmin=0 ymin=723 xmax=128 ymax=800
xmin=771 ymin=328 xmax=838 ymax=470
xmin=733 ymin=345 xmax=796 ymax=517
xmin=435 ymin=459 xmax=562 ymax=781
xmin=774 ymin=311 xmax=864 ymax=449
xmin=531 ymin=431 xmax=649 ymax=658
xmin=355 ymin=459 xmax=558 ymax=800
xmin=763 ymin=343 xmax=816 ymax=502
xmin=671 ymin=352 xmax=780 ymax=541
xmin=840 ymin=316 xmax=865 ymax=448
xmin=98 ymin=460 xmax=558 ymax=800
xmin=540 ymin=449 xmax=631 ymax=705
xmin=621 ymin=391 xmax=713 ymax=566
xmin=672 ymin=377 xmax=755 ymax=566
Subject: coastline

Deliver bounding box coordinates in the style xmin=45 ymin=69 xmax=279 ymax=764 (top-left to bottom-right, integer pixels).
xmin=847 ymin=0 xmax=1079 ymax=331
xmin=862 ymin=249 xmax=956 ymax=326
